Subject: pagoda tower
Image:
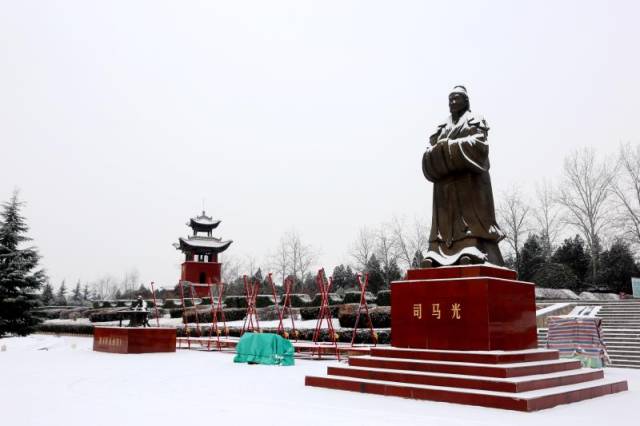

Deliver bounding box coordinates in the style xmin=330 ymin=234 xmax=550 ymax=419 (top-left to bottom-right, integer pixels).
xmin=174 ymin=211 xmax=232 ymax=297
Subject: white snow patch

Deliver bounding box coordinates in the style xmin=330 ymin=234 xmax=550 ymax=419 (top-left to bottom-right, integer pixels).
xmin=0 ymin=335 xmax=637 ymax=426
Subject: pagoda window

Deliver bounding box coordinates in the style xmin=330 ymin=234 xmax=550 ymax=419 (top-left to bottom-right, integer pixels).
xmin=198 ymin=254 xmax=206 ymax=262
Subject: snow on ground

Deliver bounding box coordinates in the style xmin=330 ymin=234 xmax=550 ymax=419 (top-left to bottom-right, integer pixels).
xmin=0 ymin=334 xmax=638 ymax=426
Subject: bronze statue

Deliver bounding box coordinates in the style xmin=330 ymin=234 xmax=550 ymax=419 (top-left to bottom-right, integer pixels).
xmin=421 ymin=86 xmax=504 ymax=267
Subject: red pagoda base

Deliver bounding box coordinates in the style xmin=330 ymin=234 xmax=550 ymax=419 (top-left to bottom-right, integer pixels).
xmin=392 ymin=265 xmax=537 ymax=351
xmin=93 ymin=327 xmax=176 ymax=354
xmin=305 ymin=347 xmax=628 ymax=411
xmin=181 ymin=261 xmax=221 ymax=297
xmin=305 ymin=264 xmax=628 ymax=410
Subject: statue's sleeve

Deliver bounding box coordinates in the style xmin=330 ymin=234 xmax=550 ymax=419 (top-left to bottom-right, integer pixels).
xmin=422 ymin=116 xmax=490 ymax=181
xmin=447 ymin=117 xmax=490 ymax=174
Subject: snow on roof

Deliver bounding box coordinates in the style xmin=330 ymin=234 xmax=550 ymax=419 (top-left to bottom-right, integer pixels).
xmin=175 ymin=236 xmax=232 ymax=252
xmin=188 ymin=211 xmax=221 ymax=229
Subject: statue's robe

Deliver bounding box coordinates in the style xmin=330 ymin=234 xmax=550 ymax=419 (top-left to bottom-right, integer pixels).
xmin=422 ymin=110 xmax=504 ymax=266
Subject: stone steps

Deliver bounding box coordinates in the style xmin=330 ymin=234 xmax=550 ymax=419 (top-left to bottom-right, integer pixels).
xmin=305 ymin=348 xmax=627 ymax=411
xmin=537 ymin=328 xmax=640 ymax=368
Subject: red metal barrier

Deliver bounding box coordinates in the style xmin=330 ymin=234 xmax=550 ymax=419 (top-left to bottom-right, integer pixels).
xmin=312 ymin=269 xmax=340 ymax=360
xmin=241 ymin=275 xmax=261 ymax=335
xmin=267 ymin=273 xmax=283 ymax=334
xmin=279 ymin=276 xmax=298 ymax=341
xmin=150 ymin=281 xmax=160 ymax=328
xmin=351 ymin=273 xmax=377 ymax=346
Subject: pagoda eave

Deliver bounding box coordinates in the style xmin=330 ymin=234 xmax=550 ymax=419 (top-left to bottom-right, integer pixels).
xmin=175 ymin=238 xmax=232 ymax=254
xmin=188 ymin=218 xmax=221 ymax=231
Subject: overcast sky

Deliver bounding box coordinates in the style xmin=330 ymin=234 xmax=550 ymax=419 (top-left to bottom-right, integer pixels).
xmin=1 ymin=1 xmax=639 ymax=289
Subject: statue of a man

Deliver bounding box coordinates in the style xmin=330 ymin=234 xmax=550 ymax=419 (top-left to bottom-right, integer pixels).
xmin=422 ymin=86 xmax=504 ymax=267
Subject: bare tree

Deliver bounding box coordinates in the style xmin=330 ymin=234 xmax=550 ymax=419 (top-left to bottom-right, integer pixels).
xmin=221 ymin=253 xmax=242 ymax=284
xmin=120 ymin=268 xmax=139 ymax=297
xmin=91 ymin=275 xmax=118 ymax=300
xmin=557 ymin=147 xmax=614 ymax=283
xmin=611 ymin=142 xmax=640 ymax=250
xmin=243 ymin=254 xmax=259 ymax=278
xmin=390 ymin=216 xmax=429 ymax=269
xmin=350 ymin=226 xmax=376 ymax=271
xmin=374 ymin=225 xmax=399 ymax=275
xmin=288 ymin=230 xmax=317 ymax=283
xmin=533 ymin=179 xmax=561 ymax=258
xmin=269 ymin=230 xmax=317 ymax=284
xmin=497 ymin=187 xmax=530 ymax=271
xmin=269 ymin=237 xmax=290 ymax=284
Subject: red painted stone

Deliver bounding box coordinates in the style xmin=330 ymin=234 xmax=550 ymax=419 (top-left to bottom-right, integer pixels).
xmin=181 ymin=261 xmax=221 ymax=297
xmin=304 ymin=374 xmax=628 ymax=412
xmin=93 ymin=327 xmax=176 ymax=353
xmin=406 ymin=265 xmax=517 ymax=281
xmin=348 ymin=356 xmax=582 ymax=378
xmin=370 ymin=347 xmax=558 ymax=364
xmin=326 ymin=366 xmax=604 ymax=393
xmin=392 ymin=266 xmax=536 ymax=350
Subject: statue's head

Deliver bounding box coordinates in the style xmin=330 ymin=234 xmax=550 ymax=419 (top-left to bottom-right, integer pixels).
xmin=448 ymin=85 xmax=470 ymax=115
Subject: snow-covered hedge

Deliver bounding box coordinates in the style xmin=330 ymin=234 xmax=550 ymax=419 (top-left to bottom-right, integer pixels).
xmin=287 ymin=294 xmax=312 ymax=307
xmin=300 ymin=306 xmax=340 ymax=320
xmin=338 ymin=305 xmax=390 ymax=328
xmin=376 ymin=290 xmax=391 ymax=306
xmin=309 ymin=293 xmax=344 ymax=306
xmin=342 ymin=291 xmax=375 ymax=304
xmin=578 ymin=291 xmax=620 ymax=301
xmin=535 ymin=288 xmax=580 ymax=300
xmin=36 ymin=322 xmax=94 ymax=335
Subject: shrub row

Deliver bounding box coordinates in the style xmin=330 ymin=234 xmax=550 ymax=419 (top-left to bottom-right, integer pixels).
xmin=309 ymin=293 xmax=344 ymax=307
xmin=337 ymin=305 xmax=391 ymax=328
xmin=299 ymin=306 xmax=340 ymax=321
xmin=59 ymin=307 xmax=92 ymax=320
xmin=176 ymin=325 xmax=391 ymax=344
xmin=31 ymin=308 xmax=69 ymax=320
xmin=376 ymin=290 xmax=391 ymax=306
xmin=224 ymin=295 xmax=278 ymax=309
xmin=342 ymin=291 xmax=376 ymax=304
xmin=35 ymin=322 xmax=94 ymax=335
xmin=89 ymin=308 xmax=163 ymax=323
xmin=178 ymin=307 xmax=248 ymax=323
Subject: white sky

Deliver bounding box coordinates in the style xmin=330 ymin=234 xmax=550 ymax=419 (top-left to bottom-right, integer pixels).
xmin=1 ymin=1 xmax=639 ymax=288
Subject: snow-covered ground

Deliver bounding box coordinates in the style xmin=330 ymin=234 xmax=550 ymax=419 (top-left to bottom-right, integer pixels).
xmin=0 ymin=334 xmax=637 ymax=426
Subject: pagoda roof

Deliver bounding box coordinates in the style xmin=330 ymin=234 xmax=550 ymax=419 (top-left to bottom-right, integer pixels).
xmin=188 ymin=211 xmax=221 ymax=230
xmin=174 ymin=236 xmax=232 ymax=253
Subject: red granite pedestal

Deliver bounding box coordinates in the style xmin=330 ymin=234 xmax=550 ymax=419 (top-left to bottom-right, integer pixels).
xmin=392 ymin=265 xmax=536 ymax=350
xmin=93 ymin=327 xmax=176 ymax=354
xmin=305 ymin=265 xmax=628 ymax=411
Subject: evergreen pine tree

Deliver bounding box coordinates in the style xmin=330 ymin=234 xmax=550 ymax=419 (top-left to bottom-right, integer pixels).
xmin=72 ymin=281 xmax=82 ymax=303
xmin=40 ymin=282 xmax=54 ymax=305
xmin=551 ymin=235 xmax=591 ymax=285
xmin=383 ymin=258 xmax=402 ymax=286
xmin=55 ymin=280 xmax=67 ymax=305
xmin=136 ymin=284 xmax=151 ymax=298
xmin=365 ymin=254 xmax=385 ymax=294
xmin=82 ymin=284 xmax=90 ymax=301
xmin=344 ymin=266 xmax=357 ymax=290
xmin=597 ymin=240 xmax=639 ymax=294
xmin=519 ymin=234 xmax=546 ymax=281
xmin=0 ymin=191 xmax=47 ymax=336
xmin=331 ymin=264 xmax=348 ymax=291
xmin=301 ymin=272 xmax=316 ymax=296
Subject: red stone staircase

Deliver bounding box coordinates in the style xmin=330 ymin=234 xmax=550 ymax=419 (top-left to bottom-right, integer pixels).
xmin=305 ymin=347 xmax=627 ymax=411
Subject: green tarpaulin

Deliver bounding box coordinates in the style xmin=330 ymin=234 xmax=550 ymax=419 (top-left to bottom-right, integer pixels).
xmin=233 ymin=332 xmax=295 ymax=366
